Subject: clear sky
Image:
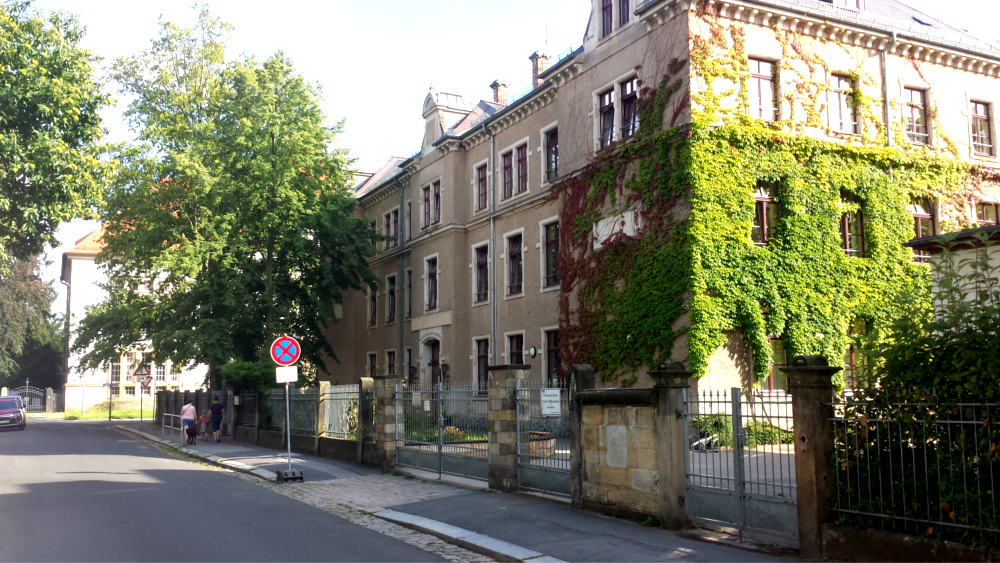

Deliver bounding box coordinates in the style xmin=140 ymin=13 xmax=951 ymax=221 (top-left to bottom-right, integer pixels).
xmin=35 ymin=0 xmax=1000 ymax=313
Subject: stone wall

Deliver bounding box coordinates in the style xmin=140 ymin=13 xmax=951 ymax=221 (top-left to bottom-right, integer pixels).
xmin=581 ymin=404 xmax=659 ymax=516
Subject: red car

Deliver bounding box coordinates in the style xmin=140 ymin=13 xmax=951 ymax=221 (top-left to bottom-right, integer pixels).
xmin=0 ymin=396 xmax=25 ymax=431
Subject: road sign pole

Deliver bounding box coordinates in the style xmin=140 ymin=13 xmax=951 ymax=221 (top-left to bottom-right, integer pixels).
xmin=285 ymin=381 xmax=292 ymax=472
xmin=140 ymin=390 xmax=143 ymax=431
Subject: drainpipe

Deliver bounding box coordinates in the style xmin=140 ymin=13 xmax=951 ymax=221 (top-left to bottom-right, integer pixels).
xmin=483 ymin=123 xmax=497 ymax=366
xmin=881 ymin=31 xmax=897 ymax=147
xmin=396 ymin=177 xmax=405 ymax=379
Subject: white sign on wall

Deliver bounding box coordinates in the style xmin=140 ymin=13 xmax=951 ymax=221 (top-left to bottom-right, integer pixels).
xmin=423 ymin=400 xmax=431 ymax=412
xmin=540 ymin=388 xmax=562 ymax=417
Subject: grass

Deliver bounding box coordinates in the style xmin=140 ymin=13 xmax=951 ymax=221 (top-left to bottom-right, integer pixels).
xmin=65 ymin=409 xmax=156 ymax=420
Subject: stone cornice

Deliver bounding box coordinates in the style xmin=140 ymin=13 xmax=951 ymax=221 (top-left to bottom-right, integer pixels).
xmin=358 ymin=163 xmax=417 ymax=209
xmin=436 ymin=87 xmax=559 ymax=155
xmin=680 ymin=0 xmax=1000 ymax=77
xmin=637 ymin=0 xmax=693 ymax=31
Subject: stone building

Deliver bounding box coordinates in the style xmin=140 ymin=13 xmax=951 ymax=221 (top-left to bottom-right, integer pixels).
xmin=324 ymin=0 xmax=1000 ymax=392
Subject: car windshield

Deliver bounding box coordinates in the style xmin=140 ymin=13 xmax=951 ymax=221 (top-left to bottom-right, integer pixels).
xmin=0 ymin=398 xmax=18 ymax=410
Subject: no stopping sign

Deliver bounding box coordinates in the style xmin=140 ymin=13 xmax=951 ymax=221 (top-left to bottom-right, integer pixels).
xmin=270 ymin=335 xmax=301 ymax=366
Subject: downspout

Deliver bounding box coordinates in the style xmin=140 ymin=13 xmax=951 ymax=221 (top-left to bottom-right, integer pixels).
xmin=483 ymin=122 xmax=497 ymax=366
xmin=396 ymin=177 xmax=405 ymax=379
xmin=881 ymin=31 xmax=897 ymax=148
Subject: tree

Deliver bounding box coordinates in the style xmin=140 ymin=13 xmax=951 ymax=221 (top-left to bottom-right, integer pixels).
xmin=71 ymin=10 xmax=379 ymax=386
xmin=0 ymin=1 xmax=111 ymax=269
xmin=0 ymin=256 xmax=58 ymax=381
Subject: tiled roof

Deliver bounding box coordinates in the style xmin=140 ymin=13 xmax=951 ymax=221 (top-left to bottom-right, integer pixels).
xmin=66 ymin=226 xmax=106 ymax=256
xmin=355 ymin=157 xmax=408 ymax=198
xmin=446 ymin=100 xmax=505 ymax=137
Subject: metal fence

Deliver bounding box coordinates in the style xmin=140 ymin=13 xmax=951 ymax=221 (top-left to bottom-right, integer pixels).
xmin=267 ymin=387 xmax=317 ymax=436
xmin=516 ymin=379 xmax=571 ymax=496
xmin=395 ymin=383 xmax=489 ymax=479
xmin=683 ymin=388 xmax=797 ymax=543
xmin=832 ymin=396 xmax=1000 ymax=547
xmin=321 ymin=383 xmax=360 ymax=440
xmin=235 ymin=394 xmax=257 ymax=427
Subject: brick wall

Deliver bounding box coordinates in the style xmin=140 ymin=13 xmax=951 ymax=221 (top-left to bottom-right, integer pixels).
xmin=581 ymin=404 xmax=659 ymax=515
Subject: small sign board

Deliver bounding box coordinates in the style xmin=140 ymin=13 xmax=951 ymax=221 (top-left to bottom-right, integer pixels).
xmin=412 ymin=392 xmax=421 ymax=407
xmin=276 ymin=366 xmax=299 ymax=384
xmin=540 ymin=388 xmax=562 ymax=417
xmin=103 ymin=382 xmax=119 ymax=387
xmin=270 ymin=335 xmax=302 ymax=366
xmin=138 ymin=375 xmax=153 ymax=388
xmin=423 ymin=399 xmax=431 ymax=412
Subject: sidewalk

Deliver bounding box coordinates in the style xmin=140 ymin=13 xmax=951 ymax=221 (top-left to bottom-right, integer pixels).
xmin=118 ymin=422 xmax=795 ymax=563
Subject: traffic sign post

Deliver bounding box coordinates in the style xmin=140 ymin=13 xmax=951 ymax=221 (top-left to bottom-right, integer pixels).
xmin=270 ymin=335 xmax=304 ymax=483
xmin=133 ymin=366 xmax=151 ymax=430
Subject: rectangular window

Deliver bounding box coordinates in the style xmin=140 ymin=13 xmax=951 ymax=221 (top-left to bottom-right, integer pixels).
xmin=406 ymin=270 xmax=412 ymax=318
xmin=111 ymin=359 xmax=121 ymax=383
xmin=544 ymin=222 xmax=559 ymax=287
xmin=516 ymin=144 xmax=528 ymax=194
xmin=509 ymin=334 xmax=524 ymax=365
xmin=752 ymin=182 xmax=779 ymax=246
xmin=903 ymin=87 xmax=928 ymax=144
xmin=502 ymin=152 xmax=513 ymax=199
xmin=910 ymin=200 xmax=934 ymax=263
xmin=828 ymin=74 xmax=858 ymax=134
xmin=599 ymin=89 xmax=615 ymax=149
xmin=748 ymin=59 xmax=776 ymax=122
xmin=386 ymin=351 xmax=396 ymax=376
xmin=383 ymin=212 xmax=393 ymax=250
xmin=368 ymin=286 xmax=378 ymax=327
xmin=170 ymin=369 xmax=178 ymax=382
xmin=392 ymin=209 xmax=399 ymax=246
xmin=621 ymin=77 xmax=639 ymax=140
xmin=601 ymin=0 xmax=613 ymax=37
xmin=427 ymin=258 xmax=438 ymax=310
xmin=111 ymin=386 xmax=120 ymax=397
xmin=546 ymin=330 xmax=561 ymax=387
xmin=407 ymin=349 xmax=415 ymax=386
xmin=432 ymin=181 xmax=441 ymax=224
xmin=971 ymin=101 xmax=994 ymax=156
xmin=545 ymin=128 xmax=559 ymax=181
xmin=841 ymin=194 xmax=866 ymax=258
xmin=406 ymin=202 xmax=412 ymax=240
xmin=368 ymin=353 xmax=377 ymax=377
xmin=422 ymin=186 xmax=430 ymax=228
xmin=155 ymin=364 xmax=165 ymax=381
xmin=619 ymin=0 xmax=630 ymax=26
xmin=476 ymin=339 xmax=489 ymax=392
xmin=387 ymin=275 xmax=396 ymax=322
xmin=508 ymin=234 xmax=523 ymax=295
xmin=125 ymin=386 xmax=135 ymax=397
xmin=141 ymin=385 xmax=151 ymax=395
xmin=976 ymin=202 xmax=999 ymax=226
xmin=475 ymin=246 xmax=489 ymax=303
xmin=476 ymin=164 xmax=488 ymax=211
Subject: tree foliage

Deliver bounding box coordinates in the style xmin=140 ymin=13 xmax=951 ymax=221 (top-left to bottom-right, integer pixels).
xmin=0 ymin=255 xmax=57 ymax=380
xmin=71 ymin=9 xmax=378 ymax=383
xmin=0 ymin=1 xmax=111 ymax=268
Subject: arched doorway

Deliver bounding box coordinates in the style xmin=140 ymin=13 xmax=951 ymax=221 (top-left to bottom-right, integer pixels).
xmin=428 ymin=340 xmax=441 ymax=386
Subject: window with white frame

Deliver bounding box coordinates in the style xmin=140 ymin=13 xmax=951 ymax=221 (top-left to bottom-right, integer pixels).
xmin=903 ymin=87 xmax=929 ymax=144
xmin=368 ymin=353 xmax=377 ymax=377
xmin=545 ymin=128 xmax=559 ymax=181
xmin=475 ymin=338 xmax=489 ymax=391
xmin=111 ymin=386 xmax=120 ymax=397
xmin=476 ymin=164 xmax=488 ymax=211
xmin=501 ymin=150 xmax=513 ymax=199
xmin=111 ymin=359 xmax=121 ymax=382
xmin=474 ymin=244 xmax=489 ymax=303
xmin=748 ymin=58 xmax=777 ymax=122
xmin=516 ymin=144 xmax=528 ymax=194
xmin=599 ymin=89 xmax=615 ymax=149
xmin=507 ymin=234 xmax=523 ymax=295
xmin=368 ymin=285 xmax=377 ymax=327
xmin=422 ymin=186 xmax=431 ymax=228
xmin=386 ymin=350 xmax=396 ymax=376
xmin=426 ymin=257 xmax=438 ymax=310
xmin=543 ymin=221 xmax=559 ymax=287
xmin=545 ymin=329 xmax=561 ymax=387
xmin=971 ymin=101 xmax=994 ymax=156
xmin=432 ymin=181 xmax=441 ymax=224
xmin=383 ymin=208 xmax=399 ymax=249
xmin=828 ymin=74 xmax=858 ymax=134
xmin=620 ymin=76 xmax=638 ymax=140
xmin=405 ymin=269 xmax=412 ymax=318
xmin=125 ymin=386 xmax=135 ymax=397
xmin=508 ymin=333 xmax=524 ymax=365
xmin=386 ymin=275 xmax=396 ymax=323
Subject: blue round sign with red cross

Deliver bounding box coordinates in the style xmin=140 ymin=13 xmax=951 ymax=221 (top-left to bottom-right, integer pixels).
xmin=270 ymin=335 xmax=301 ymax=366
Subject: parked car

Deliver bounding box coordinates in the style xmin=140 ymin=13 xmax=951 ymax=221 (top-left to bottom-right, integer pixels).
xmin=0 ymin=397 xmax=26 ymax=431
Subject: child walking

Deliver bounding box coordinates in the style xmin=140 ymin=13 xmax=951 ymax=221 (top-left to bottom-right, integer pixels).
xmin=199 ymin=411 xmax=209 ymax=441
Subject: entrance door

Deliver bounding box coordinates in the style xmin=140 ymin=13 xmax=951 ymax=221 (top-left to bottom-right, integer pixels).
xmin=429 ymin=340 xmax=441 ymax=386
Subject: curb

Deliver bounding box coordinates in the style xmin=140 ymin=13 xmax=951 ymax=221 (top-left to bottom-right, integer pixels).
xmin=372 ymin=509 xmax=567 ymax=563
xmin=116 ymin=425 xmax=278 ymax=482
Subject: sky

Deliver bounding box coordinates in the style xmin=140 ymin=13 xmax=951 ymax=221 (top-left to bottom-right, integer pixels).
xmin=34 ymin=0 xmax=1000 ymax=313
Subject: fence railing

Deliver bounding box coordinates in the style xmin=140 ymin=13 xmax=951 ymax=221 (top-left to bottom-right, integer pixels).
xmin=516 ymin=380 xmax=570 ymax=471
xmin=832 ymin=396 xmax=1000 ymax=547
xmin=267 ymin=387 xmax=318 ymax=436
xmin=321 ymin=384 xmax=360 ymax=440
xmin=396 ymin=383 xmax=489 ymax=458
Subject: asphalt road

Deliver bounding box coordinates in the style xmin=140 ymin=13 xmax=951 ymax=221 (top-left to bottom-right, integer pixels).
xmin=0 ymin=419 xmax=441 ymax=562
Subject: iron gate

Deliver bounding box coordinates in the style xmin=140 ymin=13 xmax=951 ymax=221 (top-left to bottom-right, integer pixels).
xmin=8 ymin=386 xmax=45 ymax=413
xmin=683 ymin=387 xmax=797 ymax=544
xmin=395 ymin=383 xmax=488 ymax=480
xmin=516 ymin=380 xmax=571 ymax=496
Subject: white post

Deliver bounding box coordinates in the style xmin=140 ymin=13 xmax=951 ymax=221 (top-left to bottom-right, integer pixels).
xmin=285 ymin=381 xmax=292 ymax=472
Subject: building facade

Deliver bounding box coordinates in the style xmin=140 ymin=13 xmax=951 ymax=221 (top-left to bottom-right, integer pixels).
xmin=61 ymin=228 xmax=207 ymax=410
xmin=323 ymin=0 xmax=1000 ymax=392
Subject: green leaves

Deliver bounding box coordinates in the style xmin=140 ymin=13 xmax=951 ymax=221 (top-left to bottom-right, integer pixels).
xmin=72 ymin=9 xmax=378 ymax=383
xmin=0 ymin=1 xmax=111 ymax=269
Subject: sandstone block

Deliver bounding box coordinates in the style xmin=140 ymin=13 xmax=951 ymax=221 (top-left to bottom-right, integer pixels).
xmin=631 ymin=468 xmax=659 ymax=493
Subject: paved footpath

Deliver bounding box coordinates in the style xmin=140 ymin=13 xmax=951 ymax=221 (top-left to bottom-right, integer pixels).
xmin=120 ymin=421 xmax=797 ymax=562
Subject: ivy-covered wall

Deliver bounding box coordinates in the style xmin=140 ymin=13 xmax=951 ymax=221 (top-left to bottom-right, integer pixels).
xmin=554 ymin=3 xmax=1000 ymax=387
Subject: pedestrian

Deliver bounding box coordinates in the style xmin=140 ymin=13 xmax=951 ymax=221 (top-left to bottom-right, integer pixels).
xmin=180 ymin=399 xmax=197 ymax=444
xmin=209 ymin=396 xmax=225 ymax=443
xmin=199 ymin=411 xmax=209 ymax=440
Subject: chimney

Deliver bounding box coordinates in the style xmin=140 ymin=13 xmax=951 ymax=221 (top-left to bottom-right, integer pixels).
xmin=529 ymin=51 xmax=551 ymax=89
xmin=490 ymin=80 xmax=509 ymax=105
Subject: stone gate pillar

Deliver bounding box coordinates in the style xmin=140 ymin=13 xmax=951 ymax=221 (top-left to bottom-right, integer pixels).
xmin=569 ymin=364 xmax=596 ymax=508
xmin=781 ymin=355 xmax=840 ymax=560
xmin=649 ymin=361 xmax=695 ymax=530
xmin=372 ymin=375 xmax=401 ymax=467
xmin=487 ymin=364 xmax=529 ymax=492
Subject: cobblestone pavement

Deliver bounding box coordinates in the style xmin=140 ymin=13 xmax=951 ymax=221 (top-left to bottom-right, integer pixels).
xmin=230 ymin=472 xmax=495 ymax=563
